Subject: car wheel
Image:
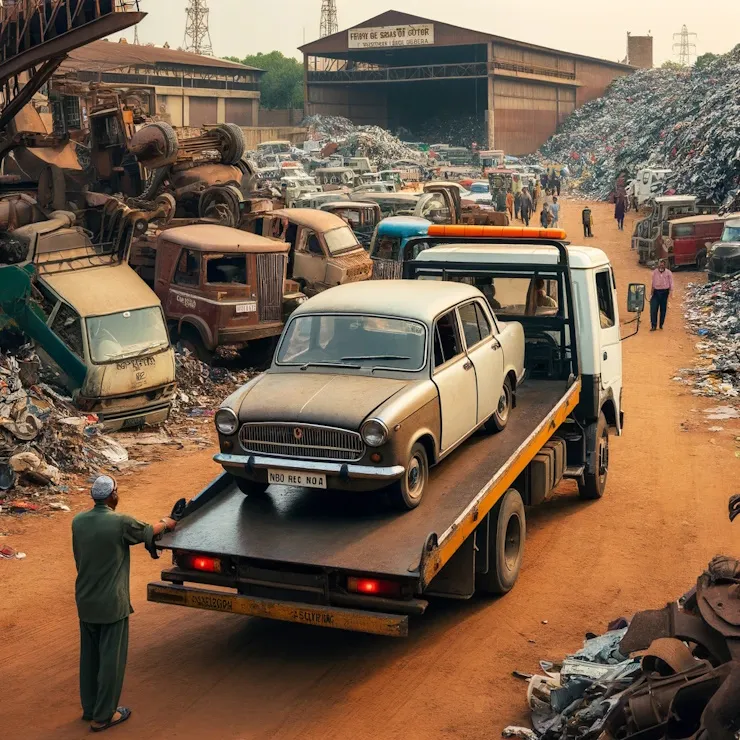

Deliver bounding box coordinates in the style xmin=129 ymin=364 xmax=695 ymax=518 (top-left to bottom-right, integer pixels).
xmin=696 ymin=250 xmax=707 ymax=271
xmin=579 ymin=412 xmax=609 ymax=500
xmin=389 ymin=442 xmax=428 ymax=511
xmin=484 ymin=377 xmax=513 ymax=433
xmin=475 ymin=488 xmax=526 ymax=594
xmin=235 ymin=477 xmax=269 ymax=497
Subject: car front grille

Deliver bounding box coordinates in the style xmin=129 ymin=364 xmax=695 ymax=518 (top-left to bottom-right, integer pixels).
xmin=238 ymin=423 xmax=365 ymax=461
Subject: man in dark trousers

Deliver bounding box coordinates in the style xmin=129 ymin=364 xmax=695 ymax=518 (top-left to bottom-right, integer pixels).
xmin=520 ymin=188 xmax=533 ymax=226
xmin=72 ymin=476 xmax=176 ymax=732
xmin=582 ymin=206 xmax=593 ymax=238
xmin=649 ymin=258 xmax=674 ymax=331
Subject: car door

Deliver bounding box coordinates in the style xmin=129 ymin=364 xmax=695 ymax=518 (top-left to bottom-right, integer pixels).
xmin=458 ymin=301 xmax=505 ymax=424
xmin=292 ymin=228 xmax=327 ymax=291
xmin=595 ymin=268 xmax=622 ymax=406
xmin=432 ymin=309 xmax=478 ymax=452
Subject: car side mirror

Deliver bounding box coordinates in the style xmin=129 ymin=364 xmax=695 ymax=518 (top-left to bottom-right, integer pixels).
xmin=627 ymin=283 xmax=646 ymax=313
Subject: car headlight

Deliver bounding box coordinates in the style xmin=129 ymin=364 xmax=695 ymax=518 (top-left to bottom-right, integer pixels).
xmin=361 ymin=419 xmax=388 ymax=447
xmin=215 ymin=408 xmax=239 ymax=436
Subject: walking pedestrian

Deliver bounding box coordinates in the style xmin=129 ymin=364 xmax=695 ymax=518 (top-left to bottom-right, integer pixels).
xmin=550 ymin=196 xmax=560 ymax=227
xmin=554 ymin=173 xmax=561 ymax=196
xmin=506 ymin=189 xmax=514 ymax=220
xmin=533 ymin=180 xmax=541 ymax=211
xmin=540 ymin=203 xmax=551 ymax=228
xmin=514 ymin=190 xmax=522 ymax=220
xmin=521 ymin=188 xmax=533 ymax=226
xmin=495 ymin=187 xmax=507 ymax=213
xmin=649 ymin=258 xmax=673 ymax=331
xmin=615 ymin=197 xmax=626 ymax=231
xmin=72 ymin=476 xmax=177 ymax=732
xmin=582 ymin=206 xmax=593 ymax=238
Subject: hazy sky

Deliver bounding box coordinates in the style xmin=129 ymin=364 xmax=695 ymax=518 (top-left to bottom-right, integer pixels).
xmin=111 ymin=1 xmax=740 ymax=65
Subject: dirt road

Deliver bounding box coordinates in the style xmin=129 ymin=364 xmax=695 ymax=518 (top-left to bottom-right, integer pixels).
xmin=1 ymin=199 xmax=738 ymax=740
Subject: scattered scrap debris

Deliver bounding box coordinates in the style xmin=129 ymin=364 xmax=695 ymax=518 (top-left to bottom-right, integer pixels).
xmin=0 ymin=545 xmax=26 ymax=560
xmin=533 ymin=47 xmax=740 ymax=206
xmin=506 ymin=555 xmax=740 ymax=739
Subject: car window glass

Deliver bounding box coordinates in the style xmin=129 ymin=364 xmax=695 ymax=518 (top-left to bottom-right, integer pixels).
xmin=174 ymin=249 xmax=200 ymax=286
xmin=474 ymin=302 xmax=492 ymax=338
xmin=434 ymin=310 xmax=463 ymax=367
xmin=595 ymin=270 xmax=615 ymax=329
xmin=52 ymin=303 xmax=84 ymax=357
xmin=458 ymin=303 xmax=482 ymax=347
xmin=206 ymin=255 xmax=247 ymax=285
xmin=35 ymin=283 xmax=58 ymax=319
xmin=307 ymin=233 xmax=323 ymax=256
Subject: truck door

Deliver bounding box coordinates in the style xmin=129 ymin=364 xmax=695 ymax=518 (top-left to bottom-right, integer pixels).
xmin=292 ymin=228 xmax=327 ymax=292
xmin=458 ymin=301 xmax=504 ymax=423
xmin=168 ymin=249 xmax=202 ymax=320
xmin=432 ymin=309 xmax=477 ymax=451
xmin=594 ymin=268 xmax=622 ymax=409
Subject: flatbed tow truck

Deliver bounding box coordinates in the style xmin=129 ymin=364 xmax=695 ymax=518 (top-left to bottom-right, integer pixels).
xmin=148 ymin=227 xmax=646 ymax=637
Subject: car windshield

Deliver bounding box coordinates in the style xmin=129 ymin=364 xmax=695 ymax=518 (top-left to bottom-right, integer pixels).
xmin=470 ymin=183 xmax=489 ymax=193
xmin=87 ymin=307 xmax=169 ymax=363
xmin=277 ymin=314 xmax=427 ymax=371
xmin=721 ymin=225 xmax=740 ymax=242
xmin=370 ymin=235 xmax=402 ymax=261
xmin=324 ymin=226 xmax=359 ymax=255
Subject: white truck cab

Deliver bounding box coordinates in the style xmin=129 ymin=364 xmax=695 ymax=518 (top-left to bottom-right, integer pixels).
xmin=630 ymin=168 xmax=672 ymax=207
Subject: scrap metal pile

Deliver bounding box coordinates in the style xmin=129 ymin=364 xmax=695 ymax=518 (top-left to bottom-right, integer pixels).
xmin=675 ymin=276 xmax=740 ymax=399
xmin=534 ymin=47 xmax=740 ymax=206
xmin=504 ymin=555 xmax=740 ymax=739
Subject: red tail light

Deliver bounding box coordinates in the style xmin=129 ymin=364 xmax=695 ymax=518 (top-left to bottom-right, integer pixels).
xmin=347 ymin=577 xmax=402 ymax=597
xmin=177 ymin=554 xmax=222 ymax=573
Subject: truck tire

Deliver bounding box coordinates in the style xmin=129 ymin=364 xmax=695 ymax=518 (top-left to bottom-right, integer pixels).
xmin=484 ymin=377 xmax=513 ymax=433
xmin=696 ymin=249 xmax=707 ymax=272
xmin=180 ymin=330 xmax=214 ymax=364
xmin=235 ymin=478 xmax=269 ymax=497
xmin=215 ymin=123 xmax=246 ymax=165
xmin=388 ymin=442 xmax=428 ymax=511
xmin=579 ymin=412 xmax=609 ymax=500
xmin=475 ymin=488 xmax=525 ymax=594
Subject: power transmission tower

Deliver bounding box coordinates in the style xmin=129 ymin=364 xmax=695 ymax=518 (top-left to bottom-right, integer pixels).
xmin=183 ymin=0 xmax=213 ymax=56
xmin=320 ymin=0 xmax=338 ymax=38
xmin=133 ymin=23 xmax=140 ymax=45
xmin=673 ymin=24 xmax=697 ymax=66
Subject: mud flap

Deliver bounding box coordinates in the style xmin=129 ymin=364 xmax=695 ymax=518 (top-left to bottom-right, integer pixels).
xmin=424 ymin=533 xmax=476 ymax=599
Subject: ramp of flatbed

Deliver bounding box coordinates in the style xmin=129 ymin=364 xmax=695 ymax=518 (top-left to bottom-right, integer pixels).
xmin=160 ymin=381 xmax=569 ymax=578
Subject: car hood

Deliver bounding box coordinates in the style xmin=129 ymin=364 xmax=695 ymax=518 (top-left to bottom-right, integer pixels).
xmin=238 ymin=372 xmax=410 ymax=429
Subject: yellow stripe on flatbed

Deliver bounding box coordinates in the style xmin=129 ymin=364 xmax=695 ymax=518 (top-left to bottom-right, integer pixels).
xmin=147 ymin=582 xmax=408 ymax=637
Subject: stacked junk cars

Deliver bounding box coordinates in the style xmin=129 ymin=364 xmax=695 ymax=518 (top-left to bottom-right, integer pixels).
xmin=504 ymin=501 xmax=740 ymax=739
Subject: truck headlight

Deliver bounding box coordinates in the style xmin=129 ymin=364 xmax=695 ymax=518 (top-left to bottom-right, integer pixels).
xmin=215 ymin=408 xmax=239 ymax=436
xmin=361 ymin=419 xmax=388 ymax=447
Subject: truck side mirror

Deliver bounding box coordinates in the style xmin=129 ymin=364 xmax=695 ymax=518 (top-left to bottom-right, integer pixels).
xmin=627 ymin=283 xmax=646 ymax=313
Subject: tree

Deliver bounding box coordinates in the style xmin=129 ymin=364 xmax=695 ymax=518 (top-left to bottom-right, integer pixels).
xmin=695 ymin=52 xmax=719 ymax=69
xmin=224 ymin=51 xmax=303 ymax=109
xmin=660 ymin=60 xmax=685 ymax=71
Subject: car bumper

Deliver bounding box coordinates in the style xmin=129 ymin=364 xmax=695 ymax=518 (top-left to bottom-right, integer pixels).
xmin=214 ymin=452 xmax=405 ymax=482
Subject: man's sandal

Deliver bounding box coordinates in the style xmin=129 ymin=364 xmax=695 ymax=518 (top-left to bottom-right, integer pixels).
xmin=90 ymin=707 xmax=131 ymax=732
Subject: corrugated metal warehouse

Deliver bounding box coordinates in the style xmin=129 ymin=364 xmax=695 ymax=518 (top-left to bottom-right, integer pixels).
xmin=300 ymin=11 xmax=634 ymax=155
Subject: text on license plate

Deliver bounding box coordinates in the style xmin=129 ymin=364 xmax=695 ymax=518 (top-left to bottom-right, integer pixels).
xmin=268 ymin=469 xmax=327 ymax=489
xmin=235 ymin=302 xmax=257 ymax=314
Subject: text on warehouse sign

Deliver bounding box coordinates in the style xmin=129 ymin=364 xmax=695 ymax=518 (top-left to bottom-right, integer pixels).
xmin=348 ymin=24 xmax=435 ymax=49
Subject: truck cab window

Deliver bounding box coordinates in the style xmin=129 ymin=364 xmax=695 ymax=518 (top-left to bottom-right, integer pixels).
xmin=595 ymin=270 xmax=616 ymax=329
xmin=52 ymin=303 xmax=84 ymax=358
xmin=206 ymin=256 xmax=247 ymax=285
xmin=174 ymin=249 xmax=200 ymax=287
xmin=307 ymin=233 xmax=323 ymax=256
xmin=434 ymin=310 xmax=463 ymax=367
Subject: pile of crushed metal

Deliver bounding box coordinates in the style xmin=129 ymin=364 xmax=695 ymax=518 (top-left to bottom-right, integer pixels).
xmin=302 ymin=115 xmax=424 ymax=169
xmin=503 ymin=552 xmax=740 ymax=739
xmin=674 ymin=276 xmax=740 ymax=400
xmin=532 ymin=47 xmax=740 ymax=206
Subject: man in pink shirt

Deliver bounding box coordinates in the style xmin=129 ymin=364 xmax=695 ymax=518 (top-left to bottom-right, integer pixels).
xmin=650 ymin=259 xmax=674 ymax=331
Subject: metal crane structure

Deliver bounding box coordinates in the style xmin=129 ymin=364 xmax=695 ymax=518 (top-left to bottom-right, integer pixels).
xmin=183 ymin=0 xmax=213 ymax=56
xmin=320 ymin=0 xmax=338 ymax=38
xmin=673 ymin=24 xmax=697 ymax=67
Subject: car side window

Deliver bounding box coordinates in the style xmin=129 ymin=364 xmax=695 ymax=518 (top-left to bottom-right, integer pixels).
xmin=174 ymin=249 xmax=200 ymax=286
xmin=458 ymin=302 xmax=482 ymax=348
xmin=595 ymin=270 xmax=616 ymax=329
xmin=307 ymin=232 xmax=323 ymax=256
xmin=433 ymin=310 xmax=463 ymax=368
xmin=51 ymin=303 xmax=84 ymax=358
xmin=474 ymin=302 xmax=493 ymax=339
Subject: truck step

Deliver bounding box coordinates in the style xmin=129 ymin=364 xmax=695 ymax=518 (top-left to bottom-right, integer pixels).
xmin=563 ymin=465 xmax=585 ymax=478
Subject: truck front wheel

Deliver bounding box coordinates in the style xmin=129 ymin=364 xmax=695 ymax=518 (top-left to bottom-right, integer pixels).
xmin=475 ymin=488 xmax=525 ymax=594
xmin=235 ymin=478 xmax=269 ymax=497
xmin=579 ymin=412 xmax=609 ymax=500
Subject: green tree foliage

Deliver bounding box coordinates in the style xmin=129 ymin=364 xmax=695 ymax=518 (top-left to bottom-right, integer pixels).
xmin=224 ymin=51 xmax=303 ymax=109
xmin=695 ymin=52 xmax=720 ymax=69
xmin=660 ymin=60 xmax=685 ymax=71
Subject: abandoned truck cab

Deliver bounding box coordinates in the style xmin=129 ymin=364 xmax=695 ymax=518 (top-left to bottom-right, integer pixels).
xmin=708 ymin=218 xmax=740 ymax=281
xmin=152 ymin=225 xmax=306 ymax=363
xmin=369 ymin=216 xmax=432 ymax=279
xmin=252 ymin=209 xmax=373 ymax=296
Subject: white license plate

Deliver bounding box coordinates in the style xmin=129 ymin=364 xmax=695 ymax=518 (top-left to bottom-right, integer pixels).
xmin=267 ymin=469 xmax=327 ymax=489
xmin=235 ymin=302 xmax=257 ymax=314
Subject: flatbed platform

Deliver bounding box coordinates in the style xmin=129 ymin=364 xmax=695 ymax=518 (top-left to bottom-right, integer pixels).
xmin=158 ymin=380 xmax=575 ymax=582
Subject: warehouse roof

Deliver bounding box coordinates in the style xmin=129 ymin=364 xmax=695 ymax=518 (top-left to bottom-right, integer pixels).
xmin=60 ymin=39 xmax=263 ymax=75
xmin=300 ymin=10 xmax=633 ymax=71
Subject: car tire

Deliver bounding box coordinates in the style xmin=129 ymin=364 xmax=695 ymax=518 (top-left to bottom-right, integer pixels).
xmin=484 ymin=377 xmax=513 ymax=433
xmin=579 ymin=412 xmax=609 ymax=500
xmin=475 ymin=488 xmax=525 ymax=594
xmin=235 ymin=477 xmax=269 ymax=497
xmin=388 ymin=442 xmax=428 ymax=511
xmin=696 ymin=250 xmax=707 ymax=272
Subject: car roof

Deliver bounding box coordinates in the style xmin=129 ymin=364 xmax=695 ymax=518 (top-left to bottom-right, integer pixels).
xmin=360 ymin=192 xmax=419 ymax=201
xmin=270 ymin=208 xmax=349 ymax=230
xmin=43 ymin=263 xmax=160 ymax=317
xmin=294 ymin=279 xmax=483 ymax=321
xmin=669 ymin=214 xmax=731 ymax=225
xmin=656 ymin=195 xmax=697 ymax=203
xmin=376 ymin=216 xmax=432 ymax=236
xmin=321 ymin=201 xmax=377 ymax=209
xmin=415 ymin=243 xmax=610 ymax=269
xmin=159 ymin=225 xmax=289 ymax=253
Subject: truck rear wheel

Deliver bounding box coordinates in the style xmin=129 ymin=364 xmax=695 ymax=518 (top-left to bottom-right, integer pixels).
xmin=388 ymin=442 xmax=428 ymax=511
xmin=475 ymin=488 xmax=525 ymax=594
xmin=579 ymin=412 xmax=609 ymax=500
xmin=235 ymin=478 xmax=269 ymax=497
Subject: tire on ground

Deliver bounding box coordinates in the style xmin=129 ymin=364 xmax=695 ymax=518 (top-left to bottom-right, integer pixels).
xmin=235 ymin=477 xmax=269 ymax=496
xmin=475 ymin=488 xmax=526 ymax=594
xmin=579 ymin=411 xmax=609 ymax=500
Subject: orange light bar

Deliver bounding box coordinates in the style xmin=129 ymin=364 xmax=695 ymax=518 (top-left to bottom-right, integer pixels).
xmin=427 ymin=224 xmax=567 ymax=240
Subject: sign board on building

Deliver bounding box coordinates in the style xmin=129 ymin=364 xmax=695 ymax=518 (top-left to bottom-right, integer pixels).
xmin=348 ymin=24 xmax=435 ymax=49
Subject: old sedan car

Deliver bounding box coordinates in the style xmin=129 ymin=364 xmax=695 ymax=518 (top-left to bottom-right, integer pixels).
xmin=214 ymin=281 xmax=525 ymax=510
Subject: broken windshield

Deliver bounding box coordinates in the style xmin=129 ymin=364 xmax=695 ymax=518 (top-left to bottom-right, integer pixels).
xmin=721 ymin=225 xmax=740 ymax=243
xmin=324 ymin=226 xmax=360 ymax=256
xmin=87 ymin=307 xmax=169 ymax=364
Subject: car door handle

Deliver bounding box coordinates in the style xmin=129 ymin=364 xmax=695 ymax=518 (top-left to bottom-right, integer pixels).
xmin=603 ymin=351 xmax=608 ymax=360
xmin=463 ymin=361 xmax=473 ymax=371
xmin=491 ymin=339 xmax=502 ymax=351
